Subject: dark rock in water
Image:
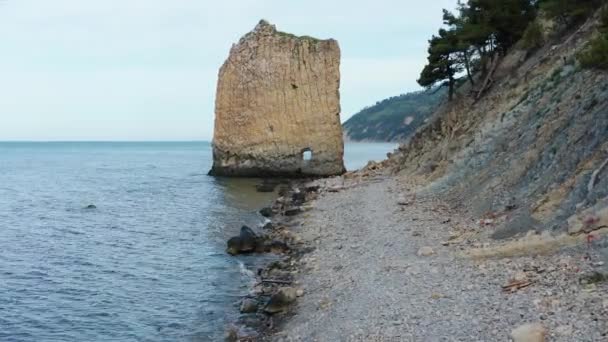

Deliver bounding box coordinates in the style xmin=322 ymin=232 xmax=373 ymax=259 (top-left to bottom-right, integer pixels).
xmin=237 ymin=314 xmax=268 ymax=331
xmin=226 ymin=226 xmax=259 ymax=255
xmin=239 ymin=226 xmax=257 ymax=253
xmin=259 ymin=207 xmax=273 ymax=218
xmin=226 ymin=237 xmax=243 ymax=256
xmin=266 ymin=240 xmax=290 ymax=254
xmin=240 ymin=298 xmax=259 ymax=313
xmin=264 ymin=287 xmax=298 ymax=314
xmin=224 ymin=327 xmax=238 ymax=342
xmin=262 ymin=221 xmax=274 ymax=230
xmin=284 ymin=207 xmax=302 ymax=216
xmin=292 ymin=191 xmax=306 ymax=205
xmin=255 ymin=179 xmax=280 ymax=192
xmin=84 ymin=204 xmax=97 ymax=209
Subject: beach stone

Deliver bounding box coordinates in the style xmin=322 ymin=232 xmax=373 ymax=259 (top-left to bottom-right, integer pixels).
xmin=240 ymin=298 xmax=259 ymax=313
xmin=513 ymin=271 xmax=528 ymax=282
xmin=266 ymin=240 xmax=290 ymax=254
xmin=511 ymin=323 xmax=546 ymax=342
xmin=397 ymin=196 xmax=411 ymax=205
xmin=292 ymin=191 xmax=306 ymax=205
xmin=417 ymin=246 xmax=435 ymax=256
xmin=259 ymin=207 xmax=273 ymax=218
xmin=224 ymin=327 xmax=238 ymax=342
xmin=555 ymin=325 xmax=572 ymax=336
xmin=265 ymin=287 xmax=298 ymax=314
xmin=305 ymin=185 xmax=320 ymax=193
xmin=284 ymin=207 xmax=302 ymax=216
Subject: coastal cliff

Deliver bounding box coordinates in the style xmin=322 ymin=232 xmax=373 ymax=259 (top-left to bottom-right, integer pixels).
xmin=225 ymin=7 xmax=608 ymax=342
xmin=209 ymin=20 xmax=345 ymax=177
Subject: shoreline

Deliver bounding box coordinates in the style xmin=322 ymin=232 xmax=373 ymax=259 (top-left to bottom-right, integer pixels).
xmin=233 ymin=166 xmax=608 ymax=341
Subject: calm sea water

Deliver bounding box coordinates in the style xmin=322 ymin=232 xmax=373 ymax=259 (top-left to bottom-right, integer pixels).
xmin=0 ymin=141 xmax=395 ymax=341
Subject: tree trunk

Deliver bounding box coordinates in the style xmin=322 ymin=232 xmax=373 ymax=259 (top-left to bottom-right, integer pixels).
xmin=477 ymin=46 xmax=487 ymax=74
xmin=464 ymin=51 xmax=475 ymax=86
xmin=448 ymin=75 xmax=455 ymax=101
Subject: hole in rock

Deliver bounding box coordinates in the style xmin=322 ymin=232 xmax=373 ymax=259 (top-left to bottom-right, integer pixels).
xmin=302 ymin=149 xmax=312 ymax=161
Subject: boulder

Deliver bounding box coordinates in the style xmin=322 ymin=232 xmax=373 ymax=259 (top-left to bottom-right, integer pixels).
xmin=259 ymin=207 xmax=273 ymax=218
xmin=239 ymin=226 xmax=258 ymax=253
xmin=226 ymin=237 xmax=243 ymax=256
xmin=567 ymin=201 xmax=608 ymax=235
xmin=305 ymin=185 xmax=320 ymax=193
xmin=226 ymin=226 xmax=259 ymax=255
xmin=240 ymin=298 xmax=259 ymax=313
xmin=264 ymin=287 xmax=298 ymax=314
xmin=266 ymin=240 xmax=290 ymax=254
xmin=511 ymin=323 xmax=546 ymax=342
xmin=284 ymin=207 xmax=302 ymax=216
xmin=292 ymin=191 xmax=306 ymax=205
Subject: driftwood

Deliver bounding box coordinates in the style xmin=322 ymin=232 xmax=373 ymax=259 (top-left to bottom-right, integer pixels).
xmin=502 ymin=280 xmax=533 ymax=292
xmin=259 ymin=279 xmax=292 ymax=285
xmin=588 ymin=157 xmax=608 ymax=193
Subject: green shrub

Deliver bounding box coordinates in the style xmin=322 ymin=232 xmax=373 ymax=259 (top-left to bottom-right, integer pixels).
xmin=600 ymin=7 xmax=608 ymax=34
xmin=578 ymin=7 xmax=608 ymax=69
xmin=579 ymin=36 xmax=608 ymax=69
xmin=521 ymin=21 xmax=544 ymax=50
xmin=540 ymin=0 xmax=603 ymax=25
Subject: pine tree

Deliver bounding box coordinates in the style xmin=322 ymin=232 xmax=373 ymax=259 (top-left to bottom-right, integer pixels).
xmin=418 ymin=29 xmax=463 ymax=101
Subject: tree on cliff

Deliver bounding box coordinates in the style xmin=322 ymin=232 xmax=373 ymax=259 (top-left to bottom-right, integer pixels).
xmin=418 ymin=0 xmax=536 ymax=100
xmin=466 ymin=0 xmax=536 ymax=54
xmin=417 ymin=29 xmax=463 ymax=101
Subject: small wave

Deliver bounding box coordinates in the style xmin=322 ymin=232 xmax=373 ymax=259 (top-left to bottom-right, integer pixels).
xmin=237 ymin=261 xmax=256 ymax=287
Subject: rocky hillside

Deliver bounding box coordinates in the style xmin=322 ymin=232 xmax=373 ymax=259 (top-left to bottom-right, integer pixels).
xmin=342 ymin=88 xmax=445 ymax=142
xmin=387 ymin=11 xmax=608 ymax=239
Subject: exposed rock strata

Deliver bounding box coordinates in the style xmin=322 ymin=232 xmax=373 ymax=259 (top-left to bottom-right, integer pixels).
xmin=210 ymin=20 xmax=345 ymax=177
xmin=389 ymin=14 xmax=608 ymax=238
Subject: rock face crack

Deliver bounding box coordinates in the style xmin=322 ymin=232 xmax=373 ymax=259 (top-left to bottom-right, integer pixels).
xmin=210 ymin=20 xmax=345 ymax=177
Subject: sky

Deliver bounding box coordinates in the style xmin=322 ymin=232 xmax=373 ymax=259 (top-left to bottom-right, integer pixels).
xmin=0 ymin=0 xmax=457 ymax=141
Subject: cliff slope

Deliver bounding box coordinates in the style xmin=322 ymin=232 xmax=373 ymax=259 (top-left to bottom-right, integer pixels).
xmin=210 ymin=20 xmax=345 ymax=177
xmin=390 ymin=13 xmax=608 ymax=239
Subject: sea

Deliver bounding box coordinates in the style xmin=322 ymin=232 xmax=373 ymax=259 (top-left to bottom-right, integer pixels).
xmin=0 ymin=141 xmax=396 ymax=341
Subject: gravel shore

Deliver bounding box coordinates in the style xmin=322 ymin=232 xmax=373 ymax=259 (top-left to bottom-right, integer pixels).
xmin=265 ymin=174 xmax=608 ymax=341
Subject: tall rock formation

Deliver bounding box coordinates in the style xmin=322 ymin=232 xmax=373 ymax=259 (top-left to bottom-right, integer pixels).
xmin=209 ymin=20 xmax=345 ymax=177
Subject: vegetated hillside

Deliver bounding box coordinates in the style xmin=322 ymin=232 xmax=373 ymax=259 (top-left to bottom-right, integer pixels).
xmin=387 ymin=8 xmax=608 ymax=240
xmin=342 ymin=89 xmax=446 ymax=142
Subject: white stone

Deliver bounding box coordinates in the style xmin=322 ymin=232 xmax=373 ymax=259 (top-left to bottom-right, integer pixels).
xmin=417 ymin=246 xmax=435 ymax=257
xmin=511 ymin=323 xmax=546 ymax=342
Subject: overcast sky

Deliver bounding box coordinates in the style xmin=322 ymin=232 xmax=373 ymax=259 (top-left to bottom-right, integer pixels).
xmin=0 ymin=0 xmax=456 ymax=141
